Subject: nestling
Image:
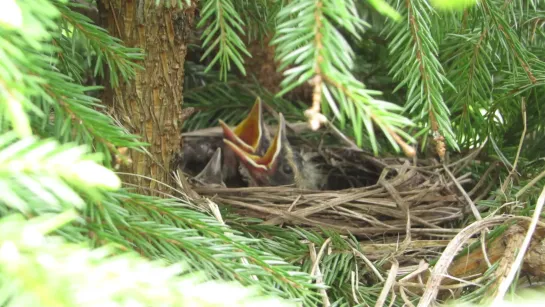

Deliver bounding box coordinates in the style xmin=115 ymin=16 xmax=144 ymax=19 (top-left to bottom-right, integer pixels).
xmin=224 ymin=113 xmax=322 ymax=189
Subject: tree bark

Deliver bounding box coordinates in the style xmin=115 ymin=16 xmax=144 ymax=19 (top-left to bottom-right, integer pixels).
xmin=243 ymin=33 xmax=313 ymax=105
xmin=97 ymin=1 xmax=194 ymax=195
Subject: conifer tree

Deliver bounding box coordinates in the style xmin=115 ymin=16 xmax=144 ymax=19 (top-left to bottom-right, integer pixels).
xmin=1 ymin=0 xmax=545 ymax=306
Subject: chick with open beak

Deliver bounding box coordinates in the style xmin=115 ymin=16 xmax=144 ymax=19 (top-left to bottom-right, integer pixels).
xmin=224 ymin=113 xmax=321 ymax=189
xmin=219 ymin=97 xmax=271 ymax=182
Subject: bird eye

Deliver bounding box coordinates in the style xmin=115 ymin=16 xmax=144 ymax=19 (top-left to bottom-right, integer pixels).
xmin=282 ymin=164 xmax=293 ymax=175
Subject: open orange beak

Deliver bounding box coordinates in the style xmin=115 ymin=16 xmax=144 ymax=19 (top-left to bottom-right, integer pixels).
xmin=223 ymin=113 xmax=286 ymax=178
xmin=219 ymin=98 xmax=264 ymax=154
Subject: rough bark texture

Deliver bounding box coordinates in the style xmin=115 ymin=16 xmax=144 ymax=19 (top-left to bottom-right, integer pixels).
xmin=97 ymin=1 xmax=194 ymax=195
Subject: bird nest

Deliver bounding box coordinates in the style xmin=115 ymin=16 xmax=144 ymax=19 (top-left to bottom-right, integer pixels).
xmin=190 ymin=146 xmax=472 ymax=248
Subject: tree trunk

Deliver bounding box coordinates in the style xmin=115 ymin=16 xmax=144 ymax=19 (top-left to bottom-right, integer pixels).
xmin=243 ymin=33 xmax=313 ymax=105
xmin=97 ymin=1 xmax=194 ymax=195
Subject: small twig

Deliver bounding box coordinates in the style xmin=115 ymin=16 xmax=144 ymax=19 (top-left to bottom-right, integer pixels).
xmin=352 ymin=247 xmax=385 ymax=282
xmin=516 ymin=167 xmax=545 ymax=198
xmin=398 ymin=277 xmax=485 ymax=290
xmin=501 ymin=99 xmax=526 ymax=194
xmin=206 ymin=199 xmax=259 ymax=282
xmin=325 ymin=121 xmax=361 ymax=151
xmin=309 ymin=242 xmax=331 ymax=307
xmin=351 ymin=271 xmax=360 ymax=304
xmin=510 ymin=99 xmax=526 ymax=174
xmin=311 ymin=238 xmax=332 ymax=276
xmin=400 ymin=260 xmax=429 ymax=282
xmin=400 ymin=287 xmax=415 ymax=307
xmin=440 ymin=273 xmax=483 ymax=287
xmin=492 ymin=184 xmax=545 ymax=303
xmin=388 ymin=291 xmax=396 ymax=307
xmin=278 ymin=195 xmax=302 ymax=227
xmin=375 ymin=259 xmax=399 ymax=307
xmin=418 ymin=216 xmax=508 ymax=307
xmin=480 ymin=232 xmax=492 ymax=268
xmin=443 ymin=164 xmax=482 ymax=221
xmin=380 ymin=178 xmax=412 ymax=249
xmin=287 ymin=195 xmax=302 ymax=212
xmin=468 ymin=162 xmax=498 ymax=197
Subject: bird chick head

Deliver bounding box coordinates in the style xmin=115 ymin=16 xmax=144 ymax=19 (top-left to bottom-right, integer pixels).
xmin=219 ymin=97 xmax=271 ymax=182
xmin=218 ymin=97 xmax=270 ymax=155
xmin=224 ymin=113 xmax=319 ymax=189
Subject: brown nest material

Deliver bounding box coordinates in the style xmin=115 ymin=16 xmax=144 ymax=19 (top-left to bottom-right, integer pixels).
xmin=191 ymin=147 xmax=474 ymax=242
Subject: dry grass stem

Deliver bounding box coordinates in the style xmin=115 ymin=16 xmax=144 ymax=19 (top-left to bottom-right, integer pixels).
xmin=180 ymin=143 xmax=545 ymax=306
xmin=376 ymin=259 xmax=399 ymax=307
xmin=309 ymin=242 xmax=331 ymax=307
xmin=492 ymin=184 xmax=545 ymax=303
xmin=418 ymin=216 xmax=509 ymax=306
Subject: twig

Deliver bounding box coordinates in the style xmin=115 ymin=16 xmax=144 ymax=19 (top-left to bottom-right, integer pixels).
xmin=501 ymin=99 xmax=526 ymax=194
xmin=492 ymin=184 xmax=545 ymax=303
xmin=351 ymin=271 xmax=360 ymax=304
xmin=398 ymin=277 xmax=485 ymax=290
xmin=400 ymin=286 xmax=415 ymax=307
xmin=206 ymin=199 xmax=259 ymax=281
xmin=480 ymin=232 xmax=492 ymax=268
xmin=443 ymin=164 xmax=481 ymax=221
xmin=468 ymin=162 xmax=498 ymax=197
xmin=382 ymin=178 xmax=412 ymax=246
xmin=400 ymin=260 xmax=429 ymax=282
xmin=516 ymin=167 xmax=545 ymax=198
xmin=326 ymin=121 xmax=361 ymax=151
xmin=309 ymin=242 xmax=331 ymax=307
xmin=440 ymin=273 xmax=483 ymax=287
xmin=388 ymin=290 xmax=397 ymax=307
xmin=375 ymin=259 xmax=399 ymax=307
xmin=311 ymin=238 xmax=332 ymax=276
xmin=278 ymin=195 xmax=302 ymax=227
xmin=352 ymin=247 xmax=385 ymax=282
xmin=418 ymin=216 xmax=509 ymax=307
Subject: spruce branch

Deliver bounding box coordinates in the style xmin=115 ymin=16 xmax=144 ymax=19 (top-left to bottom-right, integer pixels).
xmin=84 ymin=191 xmax=322 ymax=305
xmin=198 ymin=0 xmax=251 ymax=81
xmin=183 ymin=71 xmax=308 ymax=131
xmin=234 ymin=0 xmax=281 ymax=41
xmin=272 ymin=0 xmax=415 ymax=155
xmin=442 ymin=28 xmax=493 ymax=148
xmin=385 ymin=0 xmax=458 ymax=156
xmin=0 ymin=132 xmax=120 ymax=215
xmin=55 ymin=0 xmax=145 ymax=87
xmin=0 ymin=0 xmax=61 ymax=139
xmin=0 ymin=0 xmax=144 ymax=167
xmin=480 ymin=0 xmax=538 ymax=84
xmin=0 ymin=212 xmax=295 ymax=307
xmin=40 ymin=69 xmax=146 ymax=166
xmin=228 ymin=222 xmax=394 ymax=306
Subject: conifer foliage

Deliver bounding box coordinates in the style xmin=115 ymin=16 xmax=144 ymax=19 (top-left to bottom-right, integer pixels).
xmin=1 ymin=0 xmax=545 ymax=306
xmin=0 ymin=1 xmax=317 ymax=305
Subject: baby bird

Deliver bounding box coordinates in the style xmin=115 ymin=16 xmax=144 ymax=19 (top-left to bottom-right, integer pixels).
xmin=219 ymin=97 xmax=271 ymax=184
xmin=223 ymin=113 xmax=322 ymax=189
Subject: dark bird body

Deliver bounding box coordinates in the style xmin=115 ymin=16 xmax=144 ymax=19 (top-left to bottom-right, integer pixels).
xmin=179 ymin=98 xmax=323 ymax=189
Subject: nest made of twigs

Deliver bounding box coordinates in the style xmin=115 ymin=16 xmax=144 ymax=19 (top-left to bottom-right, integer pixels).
xmin=181 ymin=139 xmax=545 ymax=304
xmin=191 ymin=147 xmax=472 ymax=245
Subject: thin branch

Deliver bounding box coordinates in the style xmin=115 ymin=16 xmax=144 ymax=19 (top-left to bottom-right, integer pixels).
xmin=418 ymin=216 xmax=508 ymax=306
xmin=352 ymin=247 xmax=385 ymax=282
xmin=309 ymin=242 xmax=331 ymax=307
xmin=375 ymin=259 xmax=399 ymax=307
xmin=492 ymin=184 xmax=545 ymax=303
xmin=443 ymin=164 xmax=481 ymax=221
xmin=501 ymin=99 xmax=527 ymax=193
